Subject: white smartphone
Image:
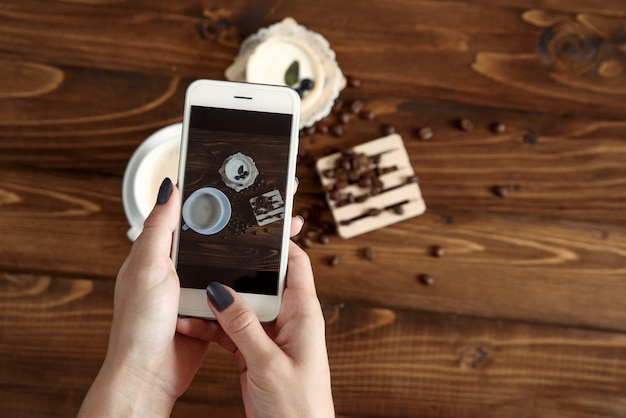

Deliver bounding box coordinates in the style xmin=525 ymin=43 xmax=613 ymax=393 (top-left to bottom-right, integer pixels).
xmin=172 ymin=79 xmax=301 ymax=322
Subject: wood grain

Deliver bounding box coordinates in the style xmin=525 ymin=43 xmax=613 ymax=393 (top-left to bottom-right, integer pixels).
xmin=2 ymin=0 xmax=626 ymax=416
xmin=3 ymin=274 xmax=626 ymax=418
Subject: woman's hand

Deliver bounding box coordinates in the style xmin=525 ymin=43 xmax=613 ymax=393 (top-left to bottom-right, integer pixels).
xmin=78 ymin=177 xmax=320 ymax=418
xmin=178 ymin=242 xmax=335 ymax=418
xmin=78 ymin=178 xmax=214 ymax=417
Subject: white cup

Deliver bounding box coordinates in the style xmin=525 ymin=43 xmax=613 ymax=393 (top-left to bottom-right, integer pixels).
xmin=182 ymin=187 xmax=231 ymax=235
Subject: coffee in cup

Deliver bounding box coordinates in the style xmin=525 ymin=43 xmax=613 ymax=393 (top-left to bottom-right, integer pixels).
xmin=182 ymin=187 xmax=231 ymax=235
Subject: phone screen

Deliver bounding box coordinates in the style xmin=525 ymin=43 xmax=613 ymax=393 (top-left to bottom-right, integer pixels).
xmin=176 ymin=105 xmax=294 ymax=295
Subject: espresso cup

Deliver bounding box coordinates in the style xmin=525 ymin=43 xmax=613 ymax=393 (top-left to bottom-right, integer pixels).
xmin=182 ymin=187 xmax=231 ymax=235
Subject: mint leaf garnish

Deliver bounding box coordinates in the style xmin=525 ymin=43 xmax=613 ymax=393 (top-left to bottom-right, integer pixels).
xmin=285 ymin=60 xmax=299 ymax=86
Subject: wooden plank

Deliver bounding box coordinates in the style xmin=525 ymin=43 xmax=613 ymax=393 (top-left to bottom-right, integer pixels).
xmin=297 ymin=205 xmax=626 ymax=332
xmin=0 ymin=1 xmax=624 ymax=118
xmin=2 ymin=274 xmax=626 ymax=417
xmin=0 ymin=168 xmax=130 ymax=279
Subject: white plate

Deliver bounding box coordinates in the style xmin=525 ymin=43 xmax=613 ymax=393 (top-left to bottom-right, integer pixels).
xmin=122 ymin=123 xmax=182 ymax=241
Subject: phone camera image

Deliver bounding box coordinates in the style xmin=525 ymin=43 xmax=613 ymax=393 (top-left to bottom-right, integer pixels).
xmin=176 ymin=106 xmax=294 ymax=296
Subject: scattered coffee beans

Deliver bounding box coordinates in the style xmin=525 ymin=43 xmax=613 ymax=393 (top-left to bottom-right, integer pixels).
xmin=339 ymin=112 xmax=351 ymax=124
xmin=382 ymin=124 xmax=396 ymax=135
xmin=392 ymin=205 xmax=404 ymax=215
xmin=350 ymin=100 xmax=364 ymax=114
xmin=347 ymin=75 xmax=361 ymax=87
xmin=406 ymin=174 xmax=418 ymax=184
xmin=363 ymin=247 xmax=376 ymax=260
xmin=330 ymin=124 xmax=344 ymax=137
xmin=316 ymin=123 xmax=329 ymax=134
xmin=523 ymin=129 xmax=537 ymax=144
xmin=459 ymin=118 xmax=474 ymax=131
xmin=431 ymin=245 xmax=445 ymax=257
xmin=418 ymin=274 xmax=434 ymax=286
xmin=491 ymin=122 xmax=506 ymax=134
xmin=360 ymin=109 xmax=375 ymax=120
xmin=318 ymin=234 xmax=330 ymax=245
xmin=493 ymin=185 xmax=509 ymax=197
xmin=328 ymin=255 xmax=340 ymax=266
xmin=417 ymin=126 xmax=434 ymax=140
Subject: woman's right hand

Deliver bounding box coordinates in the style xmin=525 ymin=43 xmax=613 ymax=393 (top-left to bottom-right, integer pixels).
xmin=178 ymin=240 xmax=335 ymax=418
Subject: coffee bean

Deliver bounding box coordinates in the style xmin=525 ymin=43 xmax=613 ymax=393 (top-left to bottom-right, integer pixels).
xmin=363 ymin=247 xmax=376 ymax=260
xmin=381 ymin=165 xmax=398 ymax=175
xmin=329 ymin=190 xmax=341 ymax=201
xmin=316 ymin=123 xmax=329 ymax=134
xmin=350 ymin=100 xmax=364 ymax=114
xmin=318 ymin=234 xmax=330 ymax=244
xmin=418 ymin=274 xmax=434 ymax=286
xmin=358 ymin=177 xmax=373 ymax=188
xmin=491 ymin=122 xmax=506 ymax=134
xmin=339 ymin=112 xmax=351 ymax=124
xmin=195 ymin=23 xmax=208 ymax=39
xmin=332 ymin=99 xmax=344 ymax=112
xmin=328 ymin=255 xmax=340 ymax=266
xmin=360 ymin=109 xmax=375 ymax=120
xmin=431 ymin=245 xmax=445 ymax=257
xmin=304 ymin=126 xmax=316 ymax=136
xmin=392 ymin=205 xmax=404 ymax=215
xmin=523 ymin=129 xmax=537 ymax=144
xmin=331 ymin=124 xmax=344 ymax=137
xmin=355 ymin=194 xmax=369 ymax=203
xmin=335 ymin=179 xmax=349 ymax=190
xmin=367 ymin=208 xmax=383 ymax=217
xmin=347 ymin=75 xmax=361 ymax=87
xmin=493 ymin=185 xmax=509 ymax=197
xmin=417 ymin=126 xmax=434 ymax=140
xmin=301 ymin=237 xmax=313 ymax=248
xmin=381 ymin=124 xmax=396 ymax=135
xmin=459 ymin=118 xmax=474 ymax=131
xmin=406 ymin=175 xmax=419 ymax=184
xmin=323 ymin=146 xmax=338 ymax=156
xmin=322 ymin=169 xmax=336 ymax=179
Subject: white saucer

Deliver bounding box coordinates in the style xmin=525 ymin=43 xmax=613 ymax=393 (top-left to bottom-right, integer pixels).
xmin=122 ymin=123 xmax=182 ymax=241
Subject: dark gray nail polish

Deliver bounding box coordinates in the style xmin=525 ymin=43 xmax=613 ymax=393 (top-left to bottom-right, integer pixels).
xmin=206 ymin=282 xmax=234 ymax=312
xmin=294 ymin=176 xmax=300 ymax=186
xmin=296 ymin=214 xmax=305 ymax=225
xmin=156 ymin=177 xmax=173 ymax=205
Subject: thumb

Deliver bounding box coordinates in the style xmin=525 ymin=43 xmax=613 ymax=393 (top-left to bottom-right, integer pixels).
xmin=206 ymin=282 xmax=279 ymax=366
xmin=131 ymin=177 xmax=180 ymax=261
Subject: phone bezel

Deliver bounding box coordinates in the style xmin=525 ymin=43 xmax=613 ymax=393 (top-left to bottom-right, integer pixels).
xmin=173 ymin=79 xmax=301 ymax=322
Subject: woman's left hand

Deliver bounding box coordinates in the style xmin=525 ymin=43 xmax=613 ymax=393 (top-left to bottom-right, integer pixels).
xmin=78 ymin=178 xmax=304 ymax=417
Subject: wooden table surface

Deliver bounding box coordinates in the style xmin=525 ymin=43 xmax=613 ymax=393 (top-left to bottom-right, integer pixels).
xmin=2 ymin=1 xmax=626 ymax=417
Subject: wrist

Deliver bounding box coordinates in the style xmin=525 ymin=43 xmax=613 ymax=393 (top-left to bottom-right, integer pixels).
xmin=78 ymin=353 xmax=176 ymax=418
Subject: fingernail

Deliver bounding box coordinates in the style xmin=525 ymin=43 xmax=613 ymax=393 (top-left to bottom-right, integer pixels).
xmin=294 ymin=176 xmax=300 ymax=186
xmin=156 ymin=177 xmax=173 ymax=205
xmin=206 ymin=282 xmax=234 ymax=312
xmin=296 ymin=214 xmax=305 ymax=225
